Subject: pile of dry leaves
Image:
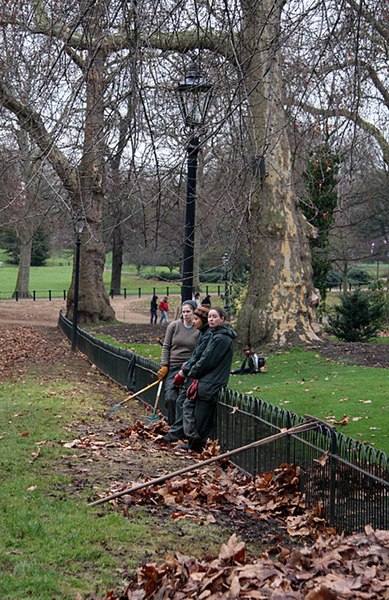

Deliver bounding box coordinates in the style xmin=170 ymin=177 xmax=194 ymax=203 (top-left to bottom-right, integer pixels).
xmin=76 ymin=421 xmax=388 ymax=599
xmin=89 ymin=421 xmax=326 ymax=536
xmin=0 ymin=325 xmax=73 ymax=381
xmin=105 ymin=527 xmax=388 ymax=599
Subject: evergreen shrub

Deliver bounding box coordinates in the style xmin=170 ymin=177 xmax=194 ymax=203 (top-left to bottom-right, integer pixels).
xmin=327 ymin=289 xmax=387 ymax=342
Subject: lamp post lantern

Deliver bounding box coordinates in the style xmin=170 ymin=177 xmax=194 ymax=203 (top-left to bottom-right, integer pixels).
xmin=222 ymin=252 xmax=230 ymax=318
xmin=71 ymin=214 xmax=86 ymax=351
xmin=175 ymin=57 xmax=213 ymax=302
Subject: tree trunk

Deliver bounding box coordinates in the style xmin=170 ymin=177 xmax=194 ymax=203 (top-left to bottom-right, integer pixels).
xmin=65 ymin=3 xmax=114 ymax=323
xmin=13 ymin=237 xmax=32 ymax=299
xmin=66 ymin=228 xmax=113 ymax=323
xmin=111 ymin=222 xmax=123 ymax=296
xmin=236 ymin=0 xmax=320 ymax=347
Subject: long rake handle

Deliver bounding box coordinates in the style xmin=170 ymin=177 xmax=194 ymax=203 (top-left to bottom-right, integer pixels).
xmin=89 ymin=421 xmax=319 ymax=507
xmin=108 ymin=379 xmax=160 ymax=413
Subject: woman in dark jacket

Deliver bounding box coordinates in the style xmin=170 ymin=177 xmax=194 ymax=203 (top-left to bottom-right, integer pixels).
xmin=184 ymin=306 xmax=236 ymax=450
xmin=162 ymin=305 xmax=211 ymax=443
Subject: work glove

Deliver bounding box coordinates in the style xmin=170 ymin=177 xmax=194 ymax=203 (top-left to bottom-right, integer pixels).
xmin=173 ymin=370 xmax=185 ymax=387
xmin=157 ymin=365 xmax=169 ymax=380
xmin=187 ymin=379 xmax=199 ymax=401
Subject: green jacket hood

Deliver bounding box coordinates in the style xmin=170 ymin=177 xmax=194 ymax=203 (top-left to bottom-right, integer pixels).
xmin=212 ymin=324 xmax=237 ymax=340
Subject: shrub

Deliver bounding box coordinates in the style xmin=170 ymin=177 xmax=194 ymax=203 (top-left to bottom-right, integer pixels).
xmin=200 ymin=271 xmax=224 ymax=283
xmin=326 ymin=270 xmax=342 ymax=288
xmin=326 ymin=289 xmax=387 ymax=342
xmin=156 ymin=271 xmax=182 ymax=281
xmin=347 ymin=267 xmax=371 ymax=286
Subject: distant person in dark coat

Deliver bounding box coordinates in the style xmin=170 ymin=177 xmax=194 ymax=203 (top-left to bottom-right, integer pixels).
xmin=201 ymin=294 xmax=211 ymax=307
xmin=150 ymin=295 xmax=158 ymax=324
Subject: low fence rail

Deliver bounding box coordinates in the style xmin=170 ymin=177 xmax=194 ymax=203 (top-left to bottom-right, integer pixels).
xmin=1 ymin=280 xmax=383 ymax=301
xmin=58 ymin=312 xmax=389 ymax=533
xmin=0 ymin=284 xmax=220 ymax=301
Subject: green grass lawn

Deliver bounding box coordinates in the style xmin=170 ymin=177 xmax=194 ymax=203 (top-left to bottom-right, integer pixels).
xmin=0 ymin=379 xmax=144 ymax=598
xmin=0 ymin=368 xmax=229 ymax=599
xmin=0 ymin=252 xmax=224 ymax=298
xmin=229 ymin=347 xmax=389 ymax=455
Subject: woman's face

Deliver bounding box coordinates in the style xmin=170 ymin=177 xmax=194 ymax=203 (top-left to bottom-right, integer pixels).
xmin=208 ymin=309 xmax=225 ymax=329
xmin=182 ymin=305 xmax=195 ymax=325
xmin=193 ymin=314 xmax=204 ymax=329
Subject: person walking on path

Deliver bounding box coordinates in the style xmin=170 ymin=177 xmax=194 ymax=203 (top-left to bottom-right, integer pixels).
xmin=159 ymin=296 xmax=169 ymax=324
xmin=156 ymin=300 xmax=199 ymax=425
xmin=162 ymin=305 xmax=210 ymax=444
xmin=150 ymin=295 xmax=158 ymax=324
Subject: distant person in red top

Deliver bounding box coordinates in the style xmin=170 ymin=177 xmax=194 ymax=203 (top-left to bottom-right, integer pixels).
xmin=159 ymin=296 xmax=169 ymax=324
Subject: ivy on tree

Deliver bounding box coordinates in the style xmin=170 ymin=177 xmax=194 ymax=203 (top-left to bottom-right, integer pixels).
xmin=302 ymin=143 xmax=340 ymax=301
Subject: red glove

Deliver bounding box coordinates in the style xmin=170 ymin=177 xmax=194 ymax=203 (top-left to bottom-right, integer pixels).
xmin=173 ymin=371 xmax=185 ymax=387
xmin=187 ymin=379 xmax=199 ymax=401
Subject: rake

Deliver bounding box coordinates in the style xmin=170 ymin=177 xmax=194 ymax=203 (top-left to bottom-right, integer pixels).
xmin=146 ymin=379 xmax=164 ymax=423
xmin=107 ymin=379 xmax=160 ymax=414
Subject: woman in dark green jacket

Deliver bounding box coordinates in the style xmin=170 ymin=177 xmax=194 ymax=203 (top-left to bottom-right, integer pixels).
xmin=184 ymin=306 xmax=236 ymax=450
xmin=162 ymin=306 xmax=210 ymax=443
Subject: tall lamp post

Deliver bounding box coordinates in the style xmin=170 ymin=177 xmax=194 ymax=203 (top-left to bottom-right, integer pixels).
xmin=175 ymin=57 xmax=213 ymax=302
xmin=222 ymin=252 xmax=230 ymax=318
xmin=71 ymin=214 xmax=86 ymax=351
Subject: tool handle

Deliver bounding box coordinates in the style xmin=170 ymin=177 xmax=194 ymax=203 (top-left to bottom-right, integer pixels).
xmin=108 ymin=378 xmax=160 ymax=413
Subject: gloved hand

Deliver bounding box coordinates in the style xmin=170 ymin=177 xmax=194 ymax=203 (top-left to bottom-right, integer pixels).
xmin=157 ymin=365 xmax=169 ymax=380
xmin=187 ymin=379 xmax=199 ymax=401
xmin=173 ymin=370 xmax=185 ymax=387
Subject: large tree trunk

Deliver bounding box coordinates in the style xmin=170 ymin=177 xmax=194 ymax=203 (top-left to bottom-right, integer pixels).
xmin=65 ymin=5 xmax=114 ymax=323
xmin=236 ymin=0 xmax=320 ymax=347
xmin=13 ymin=237 xmax=32 ymax=299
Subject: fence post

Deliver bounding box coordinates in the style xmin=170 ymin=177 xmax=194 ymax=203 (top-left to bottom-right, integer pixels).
xmin=49 ymin=290 xmax=52 ymax=300
xmin=217 ymin=285 xmax=220 ymax=296
xmin=206 ymin=285 xmax=209 ymax=294
xmin=15 ymin=290 xmax=19 ymax=301
xmin=33 ymin=290 xmax=36 ymax=301
xmin=63 ymin=289 xmax=67 ymax=300
xmin=153 ymin=287 xmax=156 ymax=295
xmin=138 ymin=287 xmax=141 ymax=298
xmin=124 ymin=288 xmax=127 ymax=299
xmin=285 ymin=412 xmax=292 ymax=464
xmin=110 ymin=288 xmax=114 ymax=299
xmin=166 ymin=286 xmax=169 ymax=296
xmin=329 ymin=429 xmax=338 ymax=527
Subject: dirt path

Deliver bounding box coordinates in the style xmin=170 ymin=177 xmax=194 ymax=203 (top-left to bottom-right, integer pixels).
xmin=0 ymin=297 xmax=151 ymax=327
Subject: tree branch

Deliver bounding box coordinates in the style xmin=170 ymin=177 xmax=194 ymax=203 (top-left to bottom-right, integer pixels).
xmin=0 ymin=80 xmax=78 ymax=195
xmin=298 ymin=102 xmax=389 ymax=166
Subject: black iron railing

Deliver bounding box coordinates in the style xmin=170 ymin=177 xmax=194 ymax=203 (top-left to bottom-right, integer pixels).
xmin=58 ymin=312 xmax=389 ymax=533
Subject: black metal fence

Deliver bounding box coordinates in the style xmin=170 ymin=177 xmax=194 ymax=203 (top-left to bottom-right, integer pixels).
xmin=0 ymin=284 xmax=222 ymax=301
xmin=58 ymin=313 xmax=389 ymax=533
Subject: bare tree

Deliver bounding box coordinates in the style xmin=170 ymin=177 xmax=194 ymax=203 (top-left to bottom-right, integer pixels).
xmin=3 ymin=0 xmax=384 ymax=345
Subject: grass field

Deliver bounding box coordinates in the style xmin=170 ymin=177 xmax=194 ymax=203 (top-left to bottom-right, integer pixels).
xmin=0 ymin=252 xmax=225 ymax=298
xmin=0 ymin=355 xmax=229 ymax=599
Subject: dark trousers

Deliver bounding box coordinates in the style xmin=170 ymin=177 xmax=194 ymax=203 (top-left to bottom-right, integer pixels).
xmin=164 ymin=366 xmax=181 ymax=425
xmin=190 ymin=396 xmax=216 ymax=445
